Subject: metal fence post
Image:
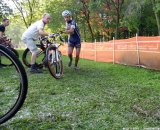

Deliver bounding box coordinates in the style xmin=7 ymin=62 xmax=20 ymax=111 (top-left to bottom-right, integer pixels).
xmin=113 ymin=37 xmax=115 ymax=64
xmin=136 ymin=33 xmax=140 ymax=66
xmin=81 ymin=40 xmax=84 ymax=59
xmin=95 ymin=39 xmax=97 ymax=61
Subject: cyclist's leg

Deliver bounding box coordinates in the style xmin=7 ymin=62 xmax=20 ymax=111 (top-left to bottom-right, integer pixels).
xmin=23 ymin=38 xmax=42 ymax=73
xmin=68 ymin=43 xmax=74 ymax=67
xmin=74 ymin=42 xmax=81 ymax=68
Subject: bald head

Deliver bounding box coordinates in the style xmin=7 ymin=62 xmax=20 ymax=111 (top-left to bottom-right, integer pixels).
xmin=42 ymin=13 xmax=51 ymax=24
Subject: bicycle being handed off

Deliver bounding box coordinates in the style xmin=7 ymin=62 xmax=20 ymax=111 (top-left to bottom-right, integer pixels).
xmin=0 ymin=44 xmax=28 ymax=124
xmin=22 ymin=32 xmax=64 ymax=79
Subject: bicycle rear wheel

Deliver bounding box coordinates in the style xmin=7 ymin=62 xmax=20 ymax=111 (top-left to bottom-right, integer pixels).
xmin=0 ymin=45 xmax=28 ymax=124
xmin=46 ymin=45 xmax=63 ymax=79
xmin=22 ymin=44 xmax=45 ymax=68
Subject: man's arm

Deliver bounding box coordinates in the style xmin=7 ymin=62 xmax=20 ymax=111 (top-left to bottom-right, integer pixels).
xmin=65 ymin=28 xmax=74 ymax=34
xmin=64 ymin=21 xmax=76 ymax=34
xmin=0 ymin=31 xmax=4 ymax=37
xmin=38 ymin=28 xmax=49 ymax=36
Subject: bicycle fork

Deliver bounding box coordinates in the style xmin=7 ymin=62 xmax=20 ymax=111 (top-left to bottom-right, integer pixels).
xmin=47 ymin=47 xmax=59 ymax=64
xmin=52 ymin=49 xmax=59 ymax=63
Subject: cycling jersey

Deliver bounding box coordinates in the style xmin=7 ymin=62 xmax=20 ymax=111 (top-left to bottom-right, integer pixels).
xmin=66 ymin=20 xmax=81 ymax=48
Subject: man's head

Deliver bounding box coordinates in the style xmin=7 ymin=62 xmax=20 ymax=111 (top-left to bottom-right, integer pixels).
xmin=2 ymin=18 xmax=10 ymax=27
xmin=62 ymin=10 xmax=72 ymax=22
xmin=42 ymin=13 xmax=51 ymax=24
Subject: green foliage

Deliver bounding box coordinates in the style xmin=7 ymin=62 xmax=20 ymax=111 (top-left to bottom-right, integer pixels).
xmin=140 ymin=2 xmax=158 ymax=35
xmin=45 ymin=0 xmax=83 ymax=32
xmin=153 ymin=0 xmax=160 ymax=13
xmin=121 ymin=1 xmax=142 ymax=31
xmin=5 ymin=22 xmax=24 ymax=47
xmin=45 ymin=0 xmax=67 ymax=32
xmin=2 ymin=0 xmax=159 ymax=44
xmin=121 ymin=0 xmax=159 ymax=36
xmin=0 ymin=0 xmax=13 ymax=20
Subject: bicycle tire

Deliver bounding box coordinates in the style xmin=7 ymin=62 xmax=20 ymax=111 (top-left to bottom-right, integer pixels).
xmin=0 ymin=45 xmax=28 ymax=124
xmin=0 ymin=48 xmax=19 ymax=66
xmin=46 ymin=45 xmax=63 ymax=79
xmin=10 ymin=48 xmax=19 ymax=58
xmin=22 ymin=44 xmax=45 ymax=68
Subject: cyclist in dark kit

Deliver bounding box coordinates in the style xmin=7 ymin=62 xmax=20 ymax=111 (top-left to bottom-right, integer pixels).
xmin=61 ymin=10 xmax=81 ymax=70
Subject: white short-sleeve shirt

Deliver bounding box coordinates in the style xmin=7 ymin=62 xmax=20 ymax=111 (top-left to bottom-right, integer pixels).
xmin=22 ymin=20 xmax=44 ymax=40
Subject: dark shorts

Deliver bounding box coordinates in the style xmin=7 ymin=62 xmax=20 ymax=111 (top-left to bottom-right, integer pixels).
xmin=68 ymin=41 xmax=81 ymax=48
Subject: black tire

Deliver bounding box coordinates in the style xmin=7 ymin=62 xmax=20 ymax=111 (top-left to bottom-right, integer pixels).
xmin=22 ymin=44 xmax=45 ymax=68
xmin=10 ymin=48 xmax=19 ymax=58
xmin=46 ymin=45 xmax=63 ymax=79
xmin=0 ymin=48 xmax=19 ymax=66
xmin=0 ymin=45 xmax=28 ymax=124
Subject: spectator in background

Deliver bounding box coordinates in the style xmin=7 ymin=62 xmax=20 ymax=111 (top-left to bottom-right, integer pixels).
xmin=0 ymin=18 xmax=11 ymax=46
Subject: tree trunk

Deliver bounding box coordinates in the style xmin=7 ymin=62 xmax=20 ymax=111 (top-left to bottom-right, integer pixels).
xmin=111 ymin=0 xmax=124 ymax=39
xmin=154 ymin=12 xmax=160 ymax=36
xmin=151 ymin=0 xmax=160 ymax=35
xmin=85 ymin=16 xmax=94 ymax=42
xmin=115 ymin=10 xmax=120 ymax=39
xmin=81 ymin=0 xmax=94 ymax=41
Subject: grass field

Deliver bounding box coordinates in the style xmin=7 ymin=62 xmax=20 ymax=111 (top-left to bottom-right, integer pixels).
xmin=0 ymin=50 xmax=160 ymax=130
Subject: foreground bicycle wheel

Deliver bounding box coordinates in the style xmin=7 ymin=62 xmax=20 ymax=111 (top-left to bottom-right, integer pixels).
xmin=0 ymin=45 xmax=28 ymax=124
xmin=10 ymin=48 xmax=19 ymax=58
xmin=22 ymin=44 xmax=45 ymax=68
xmin=46 ymin=45 xmax=63 ymax=79
xmin=0 ymin=48 xmax=19 ymax=66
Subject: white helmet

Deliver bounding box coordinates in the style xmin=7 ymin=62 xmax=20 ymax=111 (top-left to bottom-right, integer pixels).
xmin=62 ymin=10 xmax=72 ymax=17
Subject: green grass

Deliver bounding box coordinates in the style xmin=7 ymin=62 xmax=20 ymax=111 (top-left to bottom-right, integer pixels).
xmin=0 ymin=50 xmax=160 ymax=130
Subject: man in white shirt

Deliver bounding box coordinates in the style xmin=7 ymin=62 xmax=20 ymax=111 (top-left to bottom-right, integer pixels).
xmin=22 ymin=13 xmax=51 ymax=73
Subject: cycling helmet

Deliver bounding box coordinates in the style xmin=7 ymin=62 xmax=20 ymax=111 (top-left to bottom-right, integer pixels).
xmin=62 ymin=10 xmax=72 ymax=17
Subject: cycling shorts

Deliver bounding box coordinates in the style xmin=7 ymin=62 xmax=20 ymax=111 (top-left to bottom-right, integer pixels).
xmin=68 ymin=40 xmax=81 ymax=48
xmin=22 ymin=38 xmax=39 ymax=53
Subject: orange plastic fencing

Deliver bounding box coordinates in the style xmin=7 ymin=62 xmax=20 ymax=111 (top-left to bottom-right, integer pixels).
xmin=59 ymin=36 xmax=160 ymax=70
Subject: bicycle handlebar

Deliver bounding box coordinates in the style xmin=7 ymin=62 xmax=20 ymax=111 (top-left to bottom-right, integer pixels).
xmin=40 ymin=32 xmax=64 ymax=42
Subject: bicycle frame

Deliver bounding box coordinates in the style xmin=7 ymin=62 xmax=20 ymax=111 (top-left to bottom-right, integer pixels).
xmin=39 ymin=33 xmax=63 ymax=63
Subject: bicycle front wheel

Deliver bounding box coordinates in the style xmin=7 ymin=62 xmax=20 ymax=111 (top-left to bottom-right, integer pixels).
xmin=46 ymin=45 xmax=63 ymax=79
xmin=0 ymin=45 xmax=28 ymax=124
